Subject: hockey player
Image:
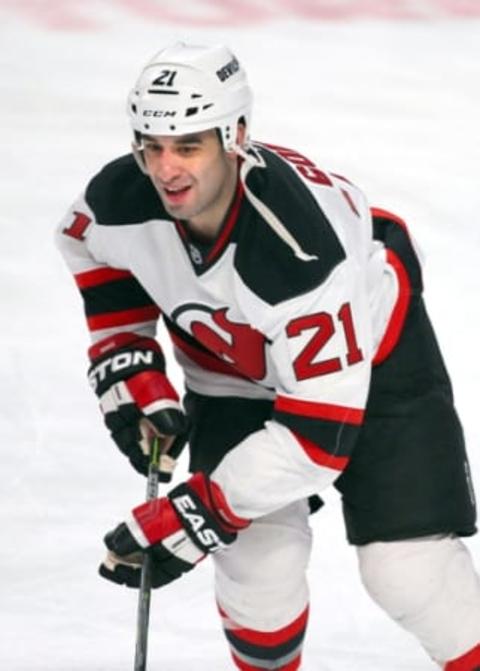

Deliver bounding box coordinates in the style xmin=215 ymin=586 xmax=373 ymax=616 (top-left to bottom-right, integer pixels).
xmin=56 ymin=43 xmax=480 ymax=670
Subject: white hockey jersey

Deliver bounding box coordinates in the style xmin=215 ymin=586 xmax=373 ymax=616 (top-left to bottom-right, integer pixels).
xmin=56 ymin=142 xmax=415 ymax=519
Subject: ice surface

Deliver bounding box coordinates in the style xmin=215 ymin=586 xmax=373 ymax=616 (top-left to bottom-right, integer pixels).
xmin=1 ymin=3 xmax=479 ymax=669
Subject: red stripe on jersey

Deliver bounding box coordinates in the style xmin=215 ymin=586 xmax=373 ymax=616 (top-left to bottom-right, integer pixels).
xmin=174 ymin=219 xmax=187 ymax=241
xmin=445 ymin=643 xmax=480 ymax=670
xmin=86 ymin=306 xmax=160 ymax=331
xmin=373 ymin=248 xmax=411 ymax=365
xmin=331 ymin=173 xmax=353 ymax=185
xmin=74 ymin=267 xmax=133 ymax=289
xmin=371 ymin=206 xmax=409 ymax=233
xmin=206 ymin=180 xmax=244 ymax=264
xmin=340 ymin=189 xmax=360 ymax=217
xmin=126 ymin=371 xmax=179 ymax=408
xmin=292 ymin=431 xmax=350 ymax=471
xmin=169 ymin=330 xmax=247 ymax=379
xmin=231 ymin=651 xmax=301 ymax=671
xmin=218 ymin=605 xmax=309 ymax=648
xmin=275 ymin=395 xmax=364 ymax=426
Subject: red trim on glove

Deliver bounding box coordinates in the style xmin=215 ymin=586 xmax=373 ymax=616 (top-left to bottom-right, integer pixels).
xmin=132 ymin=474 xmax=249 ymax=547
xmin=444 ymin=643 xmax=480 ymax=670
xmin=88 ymin=332 xmax=163 ymax=360
xmin=126 ymin=371 xmax=179 ymax=408
xmin=133 ymin=497 xmax=182 ymax=546
xmin=187 ymin=473 xmax=250 ymax=533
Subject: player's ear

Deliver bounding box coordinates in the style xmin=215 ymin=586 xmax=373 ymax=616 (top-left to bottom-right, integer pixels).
xmin=225 ymin=122 xmax=246 ymax=161
xmin=235 ymin=122 xmax=246 ymax=147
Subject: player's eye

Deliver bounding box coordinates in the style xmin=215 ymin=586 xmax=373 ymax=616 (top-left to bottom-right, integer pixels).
xmin=144 ymin=144 xmax=161 ymax=153
xmin=177 ymin=145 xmax=199 ymax=156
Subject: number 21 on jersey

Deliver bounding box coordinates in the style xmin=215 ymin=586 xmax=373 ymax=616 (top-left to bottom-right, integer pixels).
xmin=286 ymin=302 xmax=364 ymax=381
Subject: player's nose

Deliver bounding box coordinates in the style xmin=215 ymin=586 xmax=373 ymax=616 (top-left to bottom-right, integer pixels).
xmin=153 ymin=152 xmax=182 ymax=184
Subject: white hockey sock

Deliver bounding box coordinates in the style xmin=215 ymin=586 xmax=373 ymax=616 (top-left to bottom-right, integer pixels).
xmin=357 ymin=534 xmax=480 ymax=664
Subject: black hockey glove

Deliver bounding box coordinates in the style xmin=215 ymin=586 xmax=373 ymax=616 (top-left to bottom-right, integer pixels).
xmin=99 ymin=473 xmax=249 ymax=588
xmin=88 ymin=332 xmax=188 ymax=477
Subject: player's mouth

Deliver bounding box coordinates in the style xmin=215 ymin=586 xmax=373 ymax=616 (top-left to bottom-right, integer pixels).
xmin=162 ymin=184 xmax=192 ymax=204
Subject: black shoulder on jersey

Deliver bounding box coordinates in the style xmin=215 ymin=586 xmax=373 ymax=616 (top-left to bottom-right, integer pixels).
xmin=233 ymin=147 xmax=346 ymax=306
xmin=85 ymin=154 xmax=169 ymax=226
xmin=371 ymin=208 xmax=423 ymax=294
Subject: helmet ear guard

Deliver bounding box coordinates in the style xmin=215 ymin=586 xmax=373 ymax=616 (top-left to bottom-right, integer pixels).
xmin=131 ymin=136 xmax=148 ymax=175
xmin=127 ymin=42 xmax=253 ymax=153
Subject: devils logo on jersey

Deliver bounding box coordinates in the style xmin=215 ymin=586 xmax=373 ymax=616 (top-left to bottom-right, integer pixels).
xmin=171 ymin=303 xmax=268 ymax=381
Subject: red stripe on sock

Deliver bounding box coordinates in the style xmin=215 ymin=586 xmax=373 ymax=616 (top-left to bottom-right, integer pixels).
xmin=445 ymin=643 xmax=480 ymax=670
xmin=218 ymin=605 xmax=309 ymax=647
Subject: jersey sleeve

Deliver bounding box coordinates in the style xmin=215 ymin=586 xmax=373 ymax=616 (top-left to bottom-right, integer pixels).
xmin=55 ymin=193 xmax=161 ymax=344
xmin=211 ymin=254 xmax=372 ymax=520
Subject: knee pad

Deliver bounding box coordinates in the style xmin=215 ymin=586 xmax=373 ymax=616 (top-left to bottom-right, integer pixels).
xmin=357 ymin=534 xmax=480 ymax=663
xmin=214 ymin=499 xmax=312 ymax=632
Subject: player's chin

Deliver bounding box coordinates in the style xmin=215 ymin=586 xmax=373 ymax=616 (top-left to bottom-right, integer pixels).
xmin=163 ymin=202 xmax=194 ymax=220
xmin=159 ymin=190 xmax=194 ymax=217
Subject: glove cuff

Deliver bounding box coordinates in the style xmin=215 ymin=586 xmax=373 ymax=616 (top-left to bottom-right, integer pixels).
xmin=87 ymin=332 xmax=166 ymax=395
xmin=185 ymin=472 xmax=250 ymax=533
xmin=88 ymin=332 xmax=163 ymax=361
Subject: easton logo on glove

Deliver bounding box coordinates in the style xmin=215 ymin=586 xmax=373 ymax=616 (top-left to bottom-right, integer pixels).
xmin=171 ymin=492 xmax=231 ymax=553
xmin=88 ymin=350 xmax=155 ymax=391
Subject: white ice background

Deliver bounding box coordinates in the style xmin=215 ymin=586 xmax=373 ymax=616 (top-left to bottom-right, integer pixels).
xmin=1 ymin=4 xmax=480 ymax=670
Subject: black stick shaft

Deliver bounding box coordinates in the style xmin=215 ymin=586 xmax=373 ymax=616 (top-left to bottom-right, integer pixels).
xmin=134 ymin=438 xmax=160 ymax=671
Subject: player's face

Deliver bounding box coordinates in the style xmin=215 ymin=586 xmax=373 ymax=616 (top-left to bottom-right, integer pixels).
xmin=142 ymin=129 xmax=240 ymax=238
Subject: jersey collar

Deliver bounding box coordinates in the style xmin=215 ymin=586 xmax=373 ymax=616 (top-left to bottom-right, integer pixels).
xmin=174 ymin=179 xmax=244 ymax=273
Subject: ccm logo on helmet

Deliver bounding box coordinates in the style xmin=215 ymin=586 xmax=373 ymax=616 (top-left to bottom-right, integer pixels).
xmin=88 ymin=350 xmax=154 ymax=390
xmin=172 ymin=494 xmax=228 ymax=553
xmin=216 ymin=57 xmax=240 ymax=82
xmin=143 ymin=110 xmax=177 ymax=118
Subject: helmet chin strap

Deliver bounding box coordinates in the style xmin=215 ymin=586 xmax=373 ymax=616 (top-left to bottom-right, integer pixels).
xmin=233 ymin=142 xmax=318 ymax=262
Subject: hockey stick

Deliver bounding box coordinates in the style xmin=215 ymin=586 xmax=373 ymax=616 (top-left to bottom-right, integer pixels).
xmin=134 ymin=431 xmax=188 ymax=671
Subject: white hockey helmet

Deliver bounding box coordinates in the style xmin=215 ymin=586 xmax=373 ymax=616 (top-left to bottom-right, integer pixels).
xmin=127 ymin=42 xmax=253 ymax=151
